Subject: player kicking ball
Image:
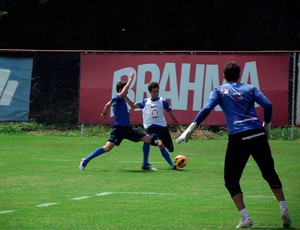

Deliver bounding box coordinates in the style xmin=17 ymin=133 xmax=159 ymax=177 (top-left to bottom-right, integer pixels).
xmin=126 ymin=82 xmax=183 ymax=170
xmin=79 ymin=71 xmax=155 ymax=171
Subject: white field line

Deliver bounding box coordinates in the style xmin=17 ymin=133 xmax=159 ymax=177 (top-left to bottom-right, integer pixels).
xmin=95 ymin=192 xmax=113 ymax=196
xmin=72 ymin=195 xmax=93 ymax=200
xmin=116 ymin=192 xmax=177 ymax=195
xmin=246 ymin=195 xmax=276 ymax=199
xmin=0 ymin=210 xmax=16 ymax=214
xmin=2 ymin=191 xmax=178 ymax=214
xmin=36 ymin=202 xmax=59 ymax=207
xmin=40 ymin=159 xmax=74 ymax=162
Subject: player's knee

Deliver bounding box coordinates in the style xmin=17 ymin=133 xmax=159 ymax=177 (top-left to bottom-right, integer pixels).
xmin=156 ymin=140 xmax=164 ymax=149
xmin=103 ymin=145 xmax=113 ymax=152
xmin=143 ymin=134 xmax=151 ymax=143
xmin=225 ymin=179 xmax=242 ymax=197
xmin=262 ymin=171 xmax=282 ymax=188
xmin=167 ymin=147 xmax=174 ymax=152
xmin=262 ymin=172 xmax=282 ymax=189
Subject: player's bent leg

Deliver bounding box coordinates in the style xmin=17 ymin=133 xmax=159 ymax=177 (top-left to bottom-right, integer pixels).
xmin=103 ymin=141 xmax=115 ymax=152
xmin=140 ymin=134 xmax=151 ymax=143
xmin=156 ymin=140 xmax=175 ymax=169
xmin=79 ymin=145 xmax=107 ymax=171
xmin=79 ymin=141 xmax=115 ymax=171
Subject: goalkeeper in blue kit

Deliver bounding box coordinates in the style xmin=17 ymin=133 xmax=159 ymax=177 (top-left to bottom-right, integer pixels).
xmin=177 ymin=61 xmax=291 ymax=228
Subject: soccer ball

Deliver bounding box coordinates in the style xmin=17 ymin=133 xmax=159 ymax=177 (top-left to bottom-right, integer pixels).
xmin=174 ymin=155 xmax=187 ymax=168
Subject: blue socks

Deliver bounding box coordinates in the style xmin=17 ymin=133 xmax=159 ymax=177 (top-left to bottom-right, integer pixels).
xmin=143 ymin=142 xmax=174 ymax=167
xmin=160 ymin=148 xmax=174 ymax=167
xmin=84 ymin=147 xmax=105 ymax=163
xmin=142 ymin=142 xmax=150 ymax=166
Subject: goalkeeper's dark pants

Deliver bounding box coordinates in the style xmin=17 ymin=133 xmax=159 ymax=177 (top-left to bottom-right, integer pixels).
xmin=224 ymin=128 xmax=282 ymax=197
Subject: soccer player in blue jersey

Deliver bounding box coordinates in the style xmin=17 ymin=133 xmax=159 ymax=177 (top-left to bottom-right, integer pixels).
xmin=177 ymin=61 xmax=291 ymax=228
xmin=79 ymin=71 xmax=152 ymax=171
xmin=126 ymin=82 xmax=183 ymax=170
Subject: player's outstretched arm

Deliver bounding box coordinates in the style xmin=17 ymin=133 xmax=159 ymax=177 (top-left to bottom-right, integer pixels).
xmin=176 ymin=122 xmax=198 ymax=144
xmin=119 ymin=71 xmax=134 ymax=98
xmin=124 ymin=96 xmax=140 ymax=109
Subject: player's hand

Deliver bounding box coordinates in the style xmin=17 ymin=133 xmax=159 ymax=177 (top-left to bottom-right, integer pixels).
xmin=263 ymin=122 xmax=271 ymax=139
xmin=101 ymin=112 xmax=107 ymax=118
xmin=129 ymin=71 xmax=135 ymax=81
xmin=176 ymin=122 xmax=197 ymax=144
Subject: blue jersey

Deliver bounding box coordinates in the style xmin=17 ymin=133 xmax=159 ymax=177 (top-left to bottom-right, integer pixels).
xmin=110 ymin=94 xmax=130 ymax=126
xmin=194 ymin=82 xmax=272 ymax=134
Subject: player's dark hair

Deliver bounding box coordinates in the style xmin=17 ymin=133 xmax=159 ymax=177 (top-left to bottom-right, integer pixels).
xmin=223 ymin=61 xmax=240 ymax=81
xmin=148 ymin=82 xmax=159 ymax=92
xmin=116 ymin=81 xmax=127 ymax=92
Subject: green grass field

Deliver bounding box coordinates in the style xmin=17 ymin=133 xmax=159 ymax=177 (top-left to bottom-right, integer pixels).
xmin=1 ymin=136 xmax=299 ymax=229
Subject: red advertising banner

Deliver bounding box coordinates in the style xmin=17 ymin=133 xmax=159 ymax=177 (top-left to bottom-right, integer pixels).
xmin=79 ymin=54 xmax=289 ymax=126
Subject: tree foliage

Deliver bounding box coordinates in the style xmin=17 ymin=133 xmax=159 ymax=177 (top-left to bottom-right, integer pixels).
xmin=0 ymin=0 xmax=299 ymax=50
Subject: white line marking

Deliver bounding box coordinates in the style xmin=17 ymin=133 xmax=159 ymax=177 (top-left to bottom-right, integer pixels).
xmin=36 ymin=203 xmax=59 ymax=207
xmin=246 ymin=195 xmax=276 ymax=199
xmin=116 ymin=192 xmax=177 ymax=195
xmin=40 ymin=159 xmax=74 ymax=162
xmin=95 ymin=192 xmax=113 ymax=196
xmin=5 ymin=191 xmax=178 ymax=213
xmin=72 ymin=196 xmax=93 ymax=200
xmin=0 ymin=210 xmax=16 ymax=214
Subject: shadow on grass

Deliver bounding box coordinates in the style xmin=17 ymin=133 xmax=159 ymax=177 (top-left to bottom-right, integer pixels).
xmin=118 ymin=168 xmax=190 ymax=173
xmin=252 ymin=227 xmax=297 ymax=230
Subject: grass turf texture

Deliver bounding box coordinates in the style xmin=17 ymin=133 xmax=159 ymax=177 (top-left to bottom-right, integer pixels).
xmin=0 ymin=136 xmax=299 ymax=229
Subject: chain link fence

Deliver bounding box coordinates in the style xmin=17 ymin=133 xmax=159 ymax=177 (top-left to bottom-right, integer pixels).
xmin=0 ymin=50 xmax=80 ymax=125
xmin=0 ymin=50 xmax=299 ymax=129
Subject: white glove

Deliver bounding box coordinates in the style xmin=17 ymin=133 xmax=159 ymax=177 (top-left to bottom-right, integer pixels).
xmin=176 ymin=122 xmax=198 ymax=144
xmin=263 ymin=122 xmax=271 ymax=139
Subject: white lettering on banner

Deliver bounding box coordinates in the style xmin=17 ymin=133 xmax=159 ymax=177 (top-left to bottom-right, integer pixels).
xmin=241 ymin=61 xmax=260 ymax=88
xmin=0 ymin=68 xmax=18 ymax=106
xmin=160 ymin=63 xmax=179 ymax=107
xmin=111 ymin=62 xmax=260 ymax=115
xmin=136 ymin=64 xmax=160 ymax=101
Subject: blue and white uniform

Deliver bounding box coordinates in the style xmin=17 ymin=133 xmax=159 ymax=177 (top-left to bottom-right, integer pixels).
xmin=137 ymin=97 xmax=174 ymax=153
xmin=137 ymin=97 xmax=171 ymax=129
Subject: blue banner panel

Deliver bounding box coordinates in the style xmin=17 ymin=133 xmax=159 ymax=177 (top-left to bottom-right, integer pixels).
xmin=0 ymin=57 xmax=33 ymax=121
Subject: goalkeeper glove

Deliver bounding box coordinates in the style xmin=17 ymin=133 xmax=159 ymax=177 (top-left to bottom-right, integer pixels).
xmin=176 ymin=122 xmax=198 ymax=144
xmin=263 ymin=122 xmax=271 ymax=139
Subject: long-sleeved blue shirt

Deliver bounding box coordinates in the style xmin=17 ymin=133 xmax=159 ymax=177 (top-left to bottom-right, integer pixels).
xmin=194 ymin=82 xmax=272 ymax=134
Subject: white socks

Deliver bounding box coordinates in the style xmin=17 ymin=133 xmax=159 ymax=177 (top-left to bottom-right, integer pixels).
xmin=240 ymin=208 xmax=250 ymax=220
xmin=279 ymin=201 xmax=288 ymax=211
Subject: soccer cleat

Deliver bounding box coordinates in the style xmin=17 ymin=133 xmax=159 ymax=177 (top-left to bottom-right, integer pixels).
xmin=141 ymin=164 xmax=157 ymax=171
xmin=79 ymin=158 xmax=87 ymax=171
xmin=281 ymin=208 xmax=291 ymax=228
xmin=172 ymin=165 xmax=178 ymax=170
xmin=236 ymin=217 xmax=253 ymax=228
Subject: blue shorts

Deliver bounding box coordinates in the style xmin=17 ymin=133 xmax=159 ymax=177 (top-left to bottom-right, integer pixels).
xmin=108 ymin=125 xmax=147 ymax=146
xmin=146 ymin=125 xmax=174 ymax=152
